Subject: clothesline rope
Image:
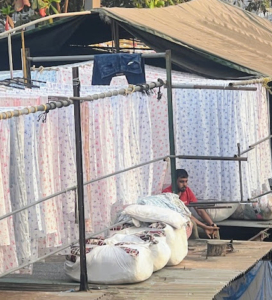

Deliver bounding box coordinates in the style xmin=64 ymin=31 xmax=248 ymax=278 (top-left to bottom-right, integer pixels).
xmin=70 ymin=80 xmax=165 ymax=101
xmin=229 ymin=77 xmax=272 ymax=86
xmin=0 ymin=80 xmax=165 ymax=120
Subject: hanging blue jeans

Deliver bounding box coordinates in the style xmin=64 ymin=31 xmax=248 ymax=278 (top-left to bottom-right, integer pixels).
xmin=92 ymin=53 xmax=146 ymax=85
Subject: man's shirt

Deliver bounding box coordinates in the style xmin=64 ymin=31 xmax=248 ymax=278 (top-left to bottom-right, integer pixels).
xmin=162 ymin=185 xmax=197 ymax=206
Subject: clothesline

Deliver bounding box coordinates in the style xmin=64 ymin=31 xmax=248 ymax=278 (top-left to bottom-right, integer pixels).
xmin=70 ymin=81 xmax=164 ymax=101
xmin=229 ymin=77 xmax=272 ymax=87
xmin=0 ymin=99 xmax=73 ymax=120
xmin=0 ymin=80 xmax=165 ymax=120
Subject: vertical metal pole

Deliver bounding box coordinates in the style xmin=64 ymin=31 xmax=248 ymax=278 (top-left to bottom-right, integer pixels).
xmin=8 ymin=33 xmax=13 ymax=79
xmin=72 ymin=67 xmax=88 ymax=291
xmin=165 ymin=50 xmax=177 ymax=193
xmin=21 ymin=30 xmax=27 ymax=84
xmin=113 ymin=21 xmax=120 ymax=53
xmin=25 ymin=48 xmax=32 ymax=86
xmin=237 ymin=143 xmax=243 ymax=202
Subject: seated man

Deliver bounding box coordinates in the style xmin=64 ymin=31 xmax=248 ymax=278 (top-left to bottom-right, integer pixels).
xmin=163 ymin=169 xmax=219 ymax=239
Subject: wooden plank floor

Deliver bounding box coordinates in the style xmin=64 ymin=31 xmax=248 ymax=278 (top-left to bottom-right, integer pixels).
xmin=0 ymin=240 xmax=271 ymax=300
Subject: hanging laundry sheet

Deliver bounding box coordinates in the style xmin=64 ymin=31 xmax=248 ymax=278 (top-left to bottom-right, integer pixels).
xmin=0 ymin=83 xmax=169 ymax=275
xmin=0 ymin=62 xmax=271 ymax=276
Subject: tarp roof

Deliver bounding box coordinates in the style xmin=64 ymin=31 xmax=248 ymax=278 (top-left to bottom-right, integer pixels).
xmin=98 ymin=0 xmax=272 ymax=79
xmin=1 ymin=0 xmax=272 ymax=79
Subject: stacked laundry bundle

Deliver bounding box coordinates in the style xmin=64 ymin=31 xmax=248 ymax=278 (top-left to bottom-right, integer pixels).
xmin=65 ymin=236 xmax=154 ymax=284
xmin=64 ymin=194 xmax=190 ymax=284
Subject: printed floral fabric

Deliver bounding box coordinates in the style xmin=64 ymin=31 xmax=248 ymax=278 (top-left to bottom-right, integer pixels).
xmin=0 ymin=62 xmax=271 ymax=276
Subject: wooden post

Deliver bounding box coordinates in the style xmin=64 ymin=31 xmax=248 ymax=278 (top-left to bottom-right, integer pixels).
xmin=206 ymin=241 xmax=228 ymax=258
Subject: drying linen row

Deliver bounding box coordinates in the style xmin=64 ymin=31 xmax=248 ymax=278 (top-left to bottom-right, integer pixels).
xmin=0 ymin=63 xmax=271 ymax=276
xmin=0 ymin=88 xmax=169 ymax=275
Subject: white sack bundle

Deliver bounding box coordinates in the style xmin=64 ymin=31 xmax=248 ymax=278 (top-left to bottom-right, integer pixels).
xmin=123 ymin=204 xmax=187 ymax=229
xmin=164 ymin=224 xmax=188 ymax=266
xmin=64 ymin=243 xmax=153 ymax=284
xmin=106 ymin=232 xmax=171 ymax=272
xmin=116 ymin=223 xmax=188 ymax=266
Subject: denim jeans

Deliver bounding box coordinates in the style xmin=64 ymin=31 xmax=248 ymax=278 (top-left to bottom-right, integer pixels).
xmin=92 ymin=53 xmax=146 ymax=85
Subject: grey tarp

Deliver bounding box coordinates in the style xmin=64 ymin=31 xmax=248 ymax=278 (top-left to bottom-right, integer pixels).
xmin=1 ymin=0 xmax=272 ymax=79
xmin=98 ymin=0 xmax=272 ymax=79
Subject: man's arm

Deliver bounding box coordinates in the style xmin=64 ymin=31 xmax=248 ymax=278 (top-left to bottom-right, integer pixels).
xmin=194 ymin=207 xmax=214 ymax=226
xmin=190 ymin=215 xmax=219 ymax=239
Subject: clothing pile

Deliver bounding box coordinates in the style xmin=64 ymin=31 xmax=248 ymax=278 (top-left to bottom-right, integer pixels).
xmin=64 ymin=194 xmax=190 ymax=284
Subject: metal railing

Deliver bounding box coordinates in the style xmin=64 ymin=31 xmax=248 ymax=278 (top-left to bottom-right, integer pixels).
xmin=240 ymin=135 xmax=272 ymax=156
xmin=0 ymin=48 xmax=266 ymax=289
xmin=0 ymin=154 xmax=248 ymax=222
xmin=0 ymin=220 xmax=127 ymax=278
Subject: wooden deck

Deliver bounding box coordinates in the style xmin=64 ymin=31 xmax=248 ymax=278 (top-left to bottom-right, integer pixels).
xmin=0 ymin=239 xmax=271 ymax=300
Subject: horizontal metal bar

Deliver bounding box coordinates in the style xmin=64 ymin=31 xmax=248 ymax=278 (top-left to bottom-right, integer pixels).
xmin=0 ymin=156 xmax=168 ymax=221
xmin=172 ymin=155 xmax=247 ymax=161
xmin=84 ymin=156 xmax=168 ymax=186
xmin=188 ymin=201 xmax=240 ymax=205
xmin=240 ymin=147 xmax=255 ymax=156
xmin=27 ymin=52 xmax=166 ymax=63
xmin=172 ymin=84 xmax=257 ymax=91
xmin=187 ymin=205 xmax=233 ymax=209
xmin=0 ymin=152 xmax=248 ymax=221
xmin=0 ymin=220 xmax=127 ymax=278
xmin=250 ymin=134 xmax=272 ymax=148
xmin=248 ymin=190 xmax=272 ymax=202
xmin=0 ymin=11 xmax=92 ymax=39
xmin=0 ymin=186 xmax=77 ymax=221
xmin=71 ymin=81 xmax=164 ymax=102
xmin=240 ymin=135 xmax=272 ymax=155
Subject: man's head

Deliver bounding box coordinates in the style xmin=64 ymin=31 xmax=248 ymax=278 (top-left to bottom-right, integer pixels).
xmin=176 ymin=169 xmax=189 ymax=192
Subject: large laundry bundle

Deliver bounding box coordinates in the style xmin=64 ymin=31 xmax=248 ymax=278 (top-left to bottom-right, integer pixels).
xmin=122 ymin=204 xmax=188 ymax=229
xmin=106 ymin=231 xmax=171 ymax=272
xmin=64 ymin=240 xmax=153 ymax=284
xmin=137 ymin=193 xmax=191 ymax=222
xmin=116 ymin=222 xmax=188 ymax=266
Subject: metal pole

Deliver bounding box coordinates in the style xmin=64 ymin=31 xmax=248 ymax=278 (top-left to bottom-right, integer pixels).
xmin=113 ymin=21 xmax=120 ymax=53
xmin=27 ymin=52 xmax=167 ymax=62
xmin=172 ymin=83 xmax=257 ymax=91
xmin=0 ymin=155 xmax=168 ymax=222
xmin=0 ymin=220 xmax=127 ymax=279
xmin=248 ymin=190 xmax=272 ymax=201
xmin=71 ymin=81 xmax=164 ymax=101
xmin=237 ymin=143 xmax=244 ymax=202
xmin=21 ymin=29 xmax=27 ymax=84
xmin=0 ymin=11 xmax=91 ymax=38
xmin=0 ymin=185 xmax=76 ymax=221
xmin=173 ymin=155 xmax=247 ymax=161
xmin=72 ymin=67 xmax=88 ymax=291
xmin=25 ymin=48 xmax=32 ymax=85
xmin=84 ymin=155 xmax=168 ymax=186
xmin=165 ymin=50 xmax=177 ymax=193
xmin=7 ymin=33 xmax=13 ymax=79
xmin=240 ymin=134 xmax=272 ymax=155
xmin=0 ymin=99 xmax=73 ymax=120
